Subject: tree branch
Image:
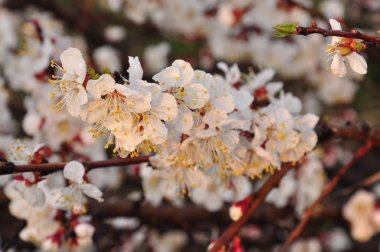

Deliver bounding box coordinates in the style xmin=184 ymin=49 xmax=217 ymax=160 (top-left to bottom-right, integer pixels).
xmin=0 ymin=156 xmax=150 ymax=175
xmin=279 ymin=141 xmax=373 ymax=252
xmin=316 ymin=121 xmax=380 ymax=147
xmin=295 ymin=25 xmax=380 ymax=46
xmin=209 ymin=163 xmax=295 ymax=252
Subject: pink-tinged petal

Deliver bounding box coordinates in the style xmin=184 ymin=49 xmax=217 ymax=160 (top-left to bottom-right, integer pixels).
xmin=331 ymin=54 xmax=347 ymax=77
xmin=229 ymin=64 xmax=241 ymax=84
xmin=346 ymin=52 xmax=367 ymax=75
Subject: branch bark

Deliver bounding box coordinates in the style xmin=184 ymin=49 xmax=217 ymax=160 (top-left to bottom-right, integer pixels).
xmin=209 ymin=163 xmax=295 ymax=252
xmin=279 ymin=141 xmax=373 ymax=252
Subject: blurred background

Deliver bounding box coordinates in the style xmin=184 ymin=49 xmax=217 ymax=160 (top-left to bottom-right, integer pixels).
xmin=1 ymin=0 xmax=380 ymax=251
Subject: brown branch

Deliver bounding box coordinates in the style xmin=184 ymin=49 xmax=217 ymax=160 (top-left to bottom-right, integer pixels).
xmin=294 ymin=25 xmax=380 ymax=46
xmin=209 ymin=163 xmax=295 ymax=252
xmin=316 ymin=121 xmax=380 ymax=147
xmin=279 ymin=141 xmax=373 ymax=252
xmin=0 ymin=156 xmax=150 ymax=175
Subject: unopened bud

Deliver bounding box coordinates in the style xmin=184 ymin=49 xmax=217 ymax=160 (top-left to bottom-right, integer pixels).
xmin=229 ymin=197 xmax=252 ymax=221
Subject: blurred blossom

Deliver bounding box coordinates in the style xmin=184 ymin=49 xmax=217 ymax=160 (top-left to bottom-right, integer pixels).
xmin=104 ymin=25 xmax=127 ymax=42
xmin=290 ymin=238 xmax=322 ymax=252
xmin=149 ymin=230 xmax=188 ymax=252
xmin=93 ymin=45 xmax=122 ymax=72
xmin=320 ymin=1 xmax=344 ymax=19
xmin=324 ymin=228 xmax=352 ymax=252
xmin=143 ymin=42 xmax=171 ymax=74
xmin=343 ymin=190 xmax=378 ymax=242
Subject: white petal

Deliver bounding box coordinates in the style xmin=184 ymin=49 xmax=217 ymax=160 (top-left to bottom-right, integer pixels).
xmin=329 ymin=19 xmax=342 ymax=31
xmin=331 ymin=54 xmax=347 ymax=77
xmin=266 ymin=82 xmax=283 ymax=95
xmin=23 ymin=186 xmax=46 ymax=207
xmin=86 ymin=74 xmax=116 ymax=98
xmin=232 ymin=89 xmax=254 ymax=110
xmin=60 ymin=47 xmax=86 ymax=83
xmin=115 ymin=130 xmax=144 ymax=152
xmin=216 ymin=62 xmax=229 ymax=74
xmin=117 ymin=84 xmax=151 ymax=113
xmin=167 ymin=105 xmax=194 ymax=132
xmin=151 ymin=93 xmax=178 ymax=121
xmin=253 ymin=69 xmax=275 ymax=87
xmin=297 ymin=114 xmax=319 ymax=128
xmin=203 ymin=110 xmax=229 ymax=129
xmin=79 ymin=183 xmax=104 ymax=202
xmin=329 ymin=19 xmax=343 ymax=44
xmin=346 ymin=52 xmax=367 ymax=75
xmin=182 ymin=83 xmax=209 ymax=109
xmin=172 ymin=59 xmax=194 ymax=84
xmin=128 ymin=56 xmax=143 ymax=81
xmin=64 ymin=161 xmax=85 ymax=183
xmin=67 ymin=86 xmax=88 ymax=117
xmin=143 ymin=118 xmax=168 ymax=144
xmin=152 ymin=66 xmax=179 ymax=89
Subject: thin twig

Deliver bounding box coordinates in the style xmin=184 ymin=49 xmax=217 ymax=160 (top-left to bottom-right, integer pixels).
xmin=279 ymin=141 xmax=373 ymax=252
xmin=209 ymin=163 xmax=295 ymax=252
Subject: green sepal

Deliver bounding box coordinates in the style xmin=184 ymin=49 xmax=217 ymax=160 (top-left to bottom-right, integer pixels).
xmin=89 ymin=68 xmax=100 ymax=80
xmin=352 ymin=42 xmax=366 ymax=52
xmin=102 ymin=67 xmax=112 ymax=75
xmin=273 ymin=22 xmax=299 ymax=37
xmin=273 ymin=32 xmax=290 ymax=38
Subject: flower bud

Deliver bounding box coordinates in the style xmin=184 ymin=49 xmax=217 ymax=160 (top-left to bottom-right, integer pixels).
xmin=229 ymin=197 xmax=252 ymax=221
xmin=74 ymin=223 xmax=95 ymax=238
xmin=41 ymin=238 xmax=59 ymax=252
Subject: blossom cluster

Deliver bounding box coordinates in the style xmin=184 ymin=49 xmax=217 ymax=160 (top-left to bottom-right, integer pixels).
xmin=343 ymin=190 xmax=380 ymax=242
xmin=0 ymin=1 xmax=376 ymax=251
xmin=4 ymin=142 xmax=100 ymax=251
xmin=51 ymin=47 xmax=319 ymax=194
